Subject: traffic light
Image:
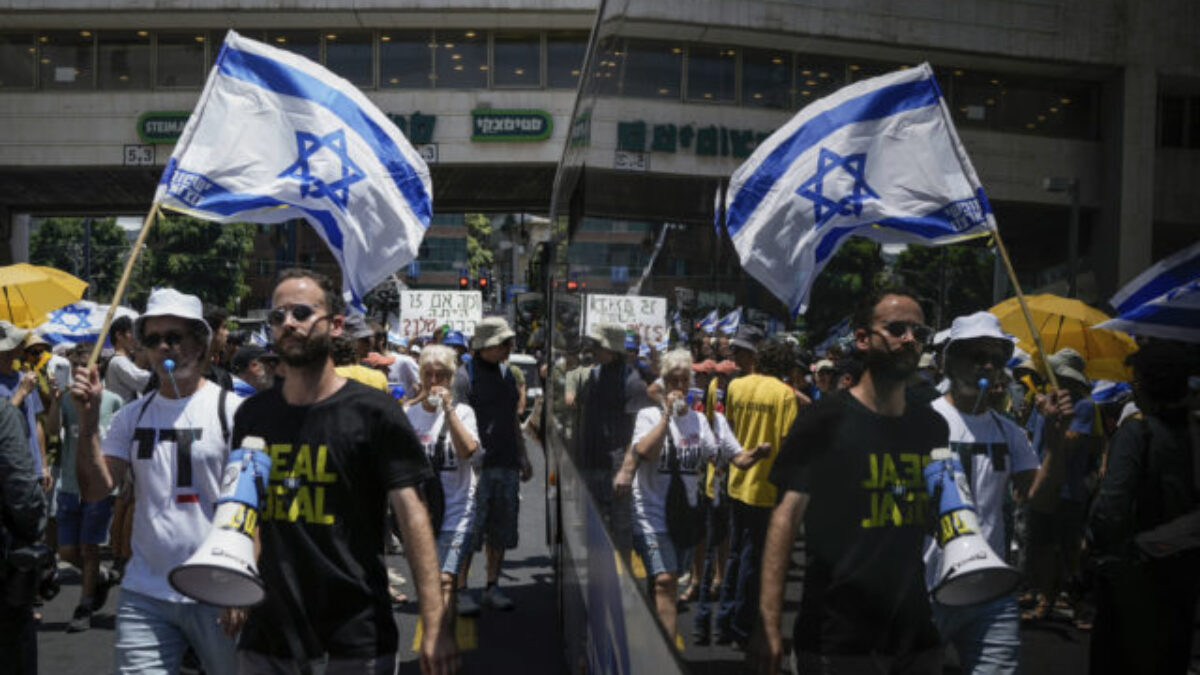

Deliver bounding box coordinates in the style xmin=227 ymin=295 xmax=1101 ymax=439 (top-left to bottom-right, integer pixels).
xmin=458 ymin=275 xmax=469 ymax=289
xmin=566 ymin=279 xmax=579 ymax=292
xmin=477 ymin=275 xmax=491 ymax=300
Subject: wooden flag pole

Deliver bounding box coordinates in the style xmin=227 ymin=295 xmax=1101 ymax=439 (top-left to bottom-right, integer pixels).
xmin=87 ymin=202 xmax=161 ymax=367
xmin=992 ymin=229 xmax=1060 ymax=391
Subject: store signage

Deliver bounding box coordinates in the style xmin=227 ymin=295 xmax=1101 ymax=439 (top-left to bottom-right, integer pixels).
xmin=472 ymin=109 xmax=553 ymax=142
xmin=583 ymin=294 xmax=667 ymax=345
xmin=397 ymin=290 xmax=482 ymax=340
xmin=137 ymin=112 xmax=190 ymax=144
xmin=616 ymin=120 xmax=773 ymax=159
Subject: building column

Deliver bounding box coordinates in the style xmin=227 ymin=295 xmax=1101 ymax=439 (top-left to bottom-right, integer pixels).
xmin=8 ymin=211 xmax=30 ymax=264
xmin=1116 ymin=65 xmax=1157 ymax=288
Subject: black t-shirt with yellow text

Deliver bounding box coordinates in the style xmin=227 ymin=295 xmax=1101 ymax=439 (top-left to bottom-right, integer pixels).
xmin=770 ymin=389 xmax=947 ymax=657
xmin=232 ymin=380 xmax=432 ymax=659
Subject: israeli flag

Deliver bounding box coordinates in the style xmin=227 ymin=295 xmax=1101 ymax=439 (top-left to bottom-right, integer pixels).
xmin=696 ymin=309 xmax=719 ymax=335
xmin=723 ymin=63 xmax=994 ymax=315
xmin=154 ymin=30 xmax=432 ymax=309
xmin=813 ymin=315 xmax=852 ymax=356
xmin=249 ymin=323 xmax=272 ymax=347
xmin=672 ymin=310 xmax=689 ymax=342
xmin=718 ymin=307 xmax=742 ymax=336
xmin=36 ymin=301 xmax=138 ymax=346
xmin=1093 ymin=240 xmax=1200 ymax=343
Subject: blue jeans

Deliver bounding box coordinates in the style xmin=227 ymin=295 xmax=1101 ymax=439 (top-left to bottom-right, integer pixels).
xmin=632 ymin=531 xmax=682 ymax=577
xmin=473 ymin=467 xmax=520 ymax=551
xmin=114 ymin=589 xmax=238 ymax=675
xmin=931 ymin=594 xmax=1020 ymax=675
xmin=716 ymin=501 xmax=772 ymax=642
xmin=693 ymin=493 xmax=730 ymax=636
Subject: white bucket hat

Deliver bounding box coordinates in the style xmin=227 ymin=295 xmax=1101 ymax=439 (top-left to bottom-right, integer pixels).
xmin=134 ymin=288 xmax=212 ymax=346
xmin=0 ymin=321 xmax=30 ymax=352
xmin=944 ymin=312 xmax=1016 ymax=361
xmin=587 ymin=322 xmax=626 ymax=353
xmin=472 ymin=317 xmax=516 ymax=350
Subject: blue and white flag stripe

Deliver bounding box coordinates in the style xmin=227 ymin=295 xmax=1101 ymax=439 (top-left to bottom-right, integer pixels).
xmin=36 ymin=301 xmax=138 ymax=346
xmin=1109 ymin=240 xmax=1200 ymax=315
xmin=696 ymin=309 xmax=718 ymax=334
xmin=1097 ymin=278 xmax=1200 ymax=343
xmin=154 ymin=30 xmax=432 ymax=309
xmin=723 ymin=63 xmax=994 ymax=315
xmin=718 ymin=307 xmax=742 ymax=336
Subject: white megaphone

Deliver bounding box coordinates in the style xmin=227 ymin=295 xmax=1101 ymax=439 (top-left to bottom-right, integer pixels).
xmin=169 ymin=436 xmax=272 ymax=607
xmin=924 ymin=448 xmax=1020 ymax=606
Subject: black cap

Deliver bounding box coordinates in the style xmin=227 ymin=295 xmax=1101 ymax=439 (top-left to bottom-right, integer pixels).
xmin=729 ymin=325 xmax=764 ymax=353
xmin=231 ymin=345 xmax=269 ymax=373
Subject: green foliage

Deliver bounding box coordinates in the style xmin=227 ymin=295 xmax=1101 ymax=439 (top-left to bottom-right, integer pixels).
xmin=29 ymin=217 xmax=128 ymax=300
xmin=894 ymin=242 xmax=995 ymax=329
xmin=464 ymin=213 xmax=494 ymax=276
xmin=129 ymin=214 xmax=256 ymax=311
xmin=804 ymin=237 xmax=885 ymax=340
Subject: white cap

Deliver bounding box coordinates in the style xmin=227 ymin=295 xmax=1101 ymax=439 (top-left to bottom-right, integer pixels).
xmin=135 ymin=288 xmax=212 ymax=346
xmin=944 ymin=312 xmax=1015 ymax=360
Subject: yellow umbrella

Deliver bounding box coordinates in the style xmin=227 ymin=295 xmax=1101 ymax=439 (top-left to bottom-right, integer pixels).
xmin=989 ymin=294 xmax=1138 ymax=382
xmin=0 ymin=263 xmax=88 ymax=328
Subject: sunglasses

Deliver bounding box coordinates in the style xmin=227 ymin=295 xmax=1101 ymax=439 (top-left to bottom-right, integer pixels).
xmin=875 ymin=321 xmax=933 ymax=343
xmin=956 ymin=346 xmax=1009 ymax=367
xmin=268 ymin=303 xmax=321 ymax=326
xmin=142 ymin=331 xmax=187 ymax=349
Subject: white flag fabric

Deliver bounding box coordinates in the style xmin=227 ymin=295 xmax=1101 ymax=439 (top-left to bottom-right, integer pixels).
xmin=36 ymin=301 xmax=138 ymax=346
xmin=154 ymin=30 xmax=432 ymax=308
xmin=718 ymin=307 xmax=742 ymax=336
xmin=723 ymin=63 xmax=994 ymax=314
xmin=1096 ymin=240 xmax=1200 ymax=342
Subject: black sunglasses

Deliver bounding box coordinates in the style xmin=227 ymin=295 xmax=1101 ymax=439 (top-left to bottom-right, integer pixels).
xmin=956 ymin=346 xmax=1009 ymax=367
xmin=268 ymin=303 xmax=320 ymax=326
xmin=875 ymin=321 xmax=933 ymax=343
xmin=142 ymin=331 xmax=186 ymax=349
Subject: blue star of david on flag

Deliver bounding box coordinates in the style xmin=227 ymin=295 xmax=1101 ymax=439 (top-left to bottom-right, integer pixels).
xmin=796 ymin=148 xmax=880 ymax=228
xmin=49 ymin=304 xmax=92 ymax=331
xmin=278 ymin=128 xmax=366 ymax=210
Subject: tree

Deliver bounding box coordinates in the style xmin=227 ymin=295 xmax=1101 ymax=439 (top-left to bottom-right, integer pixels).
xmin=464 ymin=213 xmax=494 ymax=277
xmin=804 ymin=237 xmax=885 ymax=341
xmin=129 ymin=214 xmax=256 ymax=311
xmin=29 ymin=217 xmax=128 ymax=300
xmin=894 ymin=241 xmax=995 ymax=330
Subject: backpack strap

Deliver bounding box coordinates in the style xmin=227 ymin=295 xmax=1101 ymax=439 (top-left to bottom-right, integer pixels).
xmin=218 ymin=386 xmax=230 ymax=446
xmin=133 ymin=391 xmax=158 ymax=426
xmin=432 ymin=412 xmax=451 ymax=471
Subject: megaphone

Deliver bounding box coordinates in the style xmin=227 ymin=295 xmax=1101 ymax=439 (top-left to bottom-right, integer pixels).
xmin=169 ymin=436 xmax=272 ymax=607
xmin=924 ymin=448 xmax=1020 ymax=606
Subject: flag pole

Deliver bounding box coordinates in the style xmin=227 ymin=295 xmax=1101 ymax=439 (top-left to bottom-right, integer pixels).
xmin=87 ymin=202 xmax=161 ymax=367
xmin=991 ymin=229 xmax=1060 ymax=391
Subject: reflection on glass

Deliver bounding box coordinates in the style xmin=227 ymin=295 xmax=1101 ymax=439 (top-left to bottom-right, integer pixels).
xmin=794 ymin=54 xmax=845 ymax=107
xmin=324 ymin=32 xmax=373 ymax=87
xmin=38 ymin=31 xmax=94 ymax=89
xmin=547 ymin=32 xmax=586 ymax=89
xmin=686 ymin=45 xmax=736 ymax=103
xmin=380 ymin=30 xmax=433 ymax=88
xmin=99 ymin=31 xmax=151 ymax=89
xmin=742 ymin=48 xmax=790 ymax=108
xmin=0 ymin=33 xmax=36 ymax=88
xmin=265 ymin=31 xmax=320 ymax=63
xmin=622 ymin=39 xmax=683 ymax=99
xmin=156 ymin=32 xmax=206 ymax=87
xmin=494 ymin=33 xmax=540 ymax=88
xmin=434 ymin=30 xmax=487 ymax=89
xmin=590 ymin=35 xmax=622 ymax=96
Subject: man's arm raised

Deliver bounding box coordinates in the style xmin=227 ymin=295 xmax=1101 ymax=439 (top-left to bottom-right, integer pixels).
xmin=71 ymin=364 xmax=124 ymax=503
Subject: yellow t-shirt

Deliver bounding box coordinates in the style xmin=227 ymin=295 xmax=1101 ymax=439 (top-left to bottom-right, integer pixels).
xmin=335 ymin=365 xmax=389 ymax=392
xmin=724 ymin=373 xmax=798 ymax=508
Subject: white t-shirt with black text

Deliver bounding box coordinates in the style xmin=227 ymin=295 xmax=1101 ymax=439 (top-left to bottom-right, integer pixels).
xmin=101 ymin=381 xmax=240 ymax=602
xmin=923 ymin=396 xmax=1039 ymax=593
xmin=404 ymin=402 xmax=482 ymax=535
xmin=631 ymin=407 xmax=726 ymax=537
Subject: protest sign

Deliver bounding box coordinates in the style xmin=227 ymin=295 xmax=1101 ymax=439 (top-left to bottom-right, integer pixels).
xmin=583 ymin=294 xmax=668 ymax=345
xmin=396 ymin=290 xmax=483 ymax=340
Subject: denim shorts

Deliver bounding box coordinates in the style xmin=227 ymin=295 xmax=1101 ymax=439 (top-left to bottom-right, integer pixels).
xmin=57 ymin=492 xmax=114 ymax=547
xmin=436 ymin=529 xmax=470 ymax=576
xmin=473 ymin=467 xmax=520 ymax=551
xmin=633 ymin=531 xmax=682 ymax=578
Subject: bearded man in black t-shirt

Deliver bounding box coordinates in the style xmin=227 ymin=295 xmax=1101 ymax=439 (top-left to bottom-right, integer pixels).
xmin=756 ymin=289 xmax=948 ymax=675
xmin=221 ymin=269 xmax=457 ymax=675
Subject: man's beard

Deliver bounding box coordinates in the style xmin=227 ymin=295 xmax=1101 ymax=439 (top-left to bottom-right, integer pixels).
xmin=864 ymin=342 xmax=920 ymax=383
xmin=277 ymin=330 xmax=332 ymax=368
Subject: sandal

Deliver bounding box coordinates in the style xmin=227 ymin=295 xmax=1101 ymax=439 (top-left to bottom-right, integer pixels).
xmin=678 ymin=583 xmax=699 ymax=603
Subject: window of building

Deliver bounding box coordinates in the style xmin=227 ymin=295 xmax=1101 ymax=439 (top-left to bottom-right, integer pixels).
xmin=264 ymin=31 xmax=319 ymax=63
xmin=1158 ymin=94 xmax=1200 ymax=148
xmin=547 ymin=32 xmax=586 ymax=89
xmin=493 ymin=32 xmax=541 ymax=88
xmin=946 ymin=68 xmax=1002 ymax=129
xmin=993 ymin=77 xmax=1096 ymax=139
xmin=687 ymin=45 xmax=737 ymax=103
xmin=380 ymin=30 xmax=433 ymax=88
xmin=0 ymin=34 xmax=36 ymax=88
xmin=99 ymin=30 xmax=151 ymax=89
xmin=742 ymin=48 xmax=790 ymax=108
xmin=590 ymin=35 xmax=622 ymax=96
xmin=38 ymin=31 xmax=94 ymax=89
xmin=324 ymin=31 xmax=373 ymax=87
xmin=846 ymin=59 xmax=906 ymax=83
xmin=156 ymin=32 xmax=207 ymax=87
xmin=434 ymin=30 xmax=487 ymax=89
xmin=621 ymin=39 xmax=682 ymax=99
xmin=794 ymin=55 xmax=845 ymax=108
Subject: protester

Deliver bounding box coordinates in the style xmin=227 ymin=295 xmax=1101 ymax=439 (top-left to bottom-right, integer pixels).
xmin=1087 ymin=340 xmax=1200 ymax=675
xmin=223 ymin=269 xmax=456 ymax=673
xmin=404 ymin=345 xmax=481 ymax=616
xmin=228 ymin=344 xmax=275 ymax=396
xmin=0 ymin=322 xmax=48 ymax=488
xmin=923 ymin=312 xmax=1073 ymax=674
xmin=812 ymin=358 xmax=836 ymax=398
xmin=714 ymin=328 xmax=798 ymax=647
xmin=759 ymin=288 xmax=947 ymax=674
xmin=0 ymin=396 xmax=47 ymax=674
xmin=332 ymin=333 xmax=389 ymax=391
xmin=630 ymin=349 xmax=769 ymax=644
xmin=202 ymin=305 xmax=234 ymax=390
xmin=104 ymin=315 xmax=150 ymax=404
xmin=72 ymin=287 xmax=241 ymax=672
xmin=452 ymin=317 xmax=531 ymax=611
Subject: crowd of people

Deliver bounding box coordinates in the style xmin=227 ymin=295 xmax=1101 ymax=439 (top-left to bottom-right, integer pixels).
xmin=0 ymin=269 xmax=1195 ymax=675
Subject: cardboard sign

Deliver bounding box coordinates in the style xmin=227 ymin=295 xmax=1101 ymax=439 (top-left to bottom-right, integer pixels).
xmin=397 ymin=290 xmax=483 ymax=340
xmin=583 ymin=294 xmax=667 ymax=345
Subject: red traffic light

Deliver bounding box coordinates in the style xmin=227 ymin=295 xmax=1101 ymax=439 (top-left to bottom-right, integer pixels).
xmin=458 ymin=276 xmax=469 ymax=289
xmin=478 ymin=277 xmax=489 ymax=288
xmin=566 ymin=280 xmax=579 ymax=292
